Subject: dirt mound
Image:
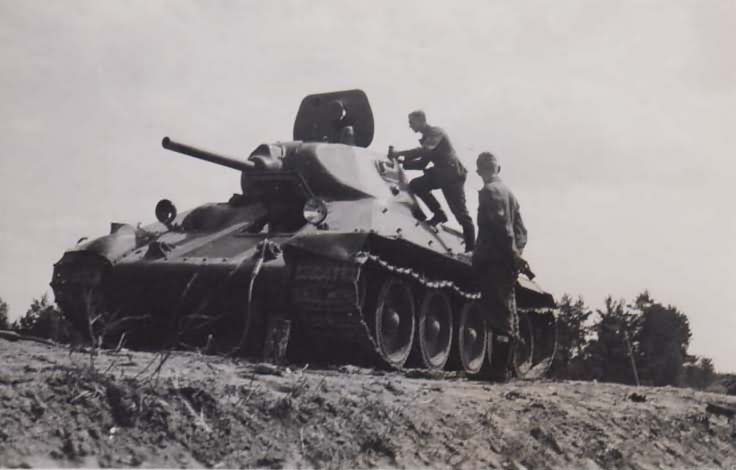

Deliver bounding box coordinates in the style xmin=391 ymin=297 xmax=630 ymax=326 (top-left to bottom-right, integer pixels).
xmin=1 ymin=340 xmax=735 ymax=469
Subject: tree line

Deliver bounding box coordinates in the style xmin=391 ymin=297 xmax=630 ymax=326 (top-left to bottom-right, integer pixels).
xmin=551 ymin=290 xmax=722 ymax=390
xmin=0 ymin=290 xmax=730 ymax=392
xmin=0 ymin=294 xmax=72 ymax=343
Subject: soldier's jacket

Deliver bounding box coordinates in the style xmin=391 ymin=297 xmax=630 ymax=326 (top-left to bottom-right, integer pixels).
xmin=402 ymin=126 xmax=467 ymax=181
xmin=472 ymin=175 xmax=527 ymax=271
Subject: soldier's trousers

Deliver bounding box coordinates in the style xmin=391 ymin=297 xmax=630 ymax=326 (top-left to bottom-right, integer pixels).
xmin=409 ymin=171 xmax=475 ymax=250
xmin=478 ymin=267 xmax=518 ymax=339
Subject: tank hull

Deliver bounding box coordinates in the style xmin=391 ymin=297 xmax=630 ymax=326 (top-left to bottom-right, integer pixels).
xmin=53 ymin=199 xmax=555 ymax=374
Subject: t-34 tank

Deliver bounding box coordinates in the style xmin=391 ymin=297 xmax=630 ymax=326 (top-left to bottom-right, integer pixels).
xmin=51 ymin=90 xmax=557 ymax=377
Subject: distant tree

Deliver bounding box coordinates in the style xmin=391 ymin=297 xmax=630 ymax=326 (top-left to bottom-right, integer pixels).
xmin=0 ymin=296 xmax=9 ymax=330
xmin=551 ymin=294 xmax=593 ymax=379
xmin=12 ymin=294 xmax=71 ymax=343
xmin=721 ymin=374 xmax=736 ymax=396
xmin=583 ymin=296 xmax=640 ymax=385
xmin=681 ymin=357 xmax=716 ymax=390
xmin=632 ymin=291 xmax=692 ymax=386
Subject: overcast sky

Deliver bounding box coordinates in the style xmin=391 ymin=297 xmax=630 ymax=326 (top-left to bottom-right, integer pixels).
xmin=1 ymin=1 xmax=734 ymax=371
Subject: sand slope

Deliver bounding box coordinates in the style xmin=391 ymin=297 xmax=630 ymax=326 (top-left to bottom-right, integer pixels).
xmin=1 ymin=339 xmax=734 ymax=469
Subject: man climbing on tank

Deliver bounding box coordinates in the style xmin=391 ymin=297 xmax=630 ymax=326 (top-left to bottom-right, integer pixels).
xmin=472 ymin=151 xmax=527 ymax=381
xmin=390 ymin=110 xmax=475 ymax=252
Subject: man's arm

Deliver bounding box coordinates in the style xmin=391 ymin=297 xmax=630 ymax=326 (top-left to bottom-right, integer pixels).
xmin=392 ymin=127 xmax=444 ymax=170
xmin=392 ymin=147 xmax=428 ymax=170
xmin=513 ymin=200 xmax=527 ymax=254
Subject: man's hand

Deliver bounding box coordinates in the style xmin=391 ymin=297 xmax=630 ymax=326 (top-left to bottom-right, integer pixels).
xmin=513 ymin=254 xmax=535 ymax=280
xmin=387 ymin=147 xmax=405 ymax=164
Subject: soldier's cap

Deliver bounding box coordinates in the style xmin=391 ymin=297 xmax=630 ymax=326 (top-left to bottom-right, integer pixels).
xmin=476 ymin=152 xmax=499 ymax=170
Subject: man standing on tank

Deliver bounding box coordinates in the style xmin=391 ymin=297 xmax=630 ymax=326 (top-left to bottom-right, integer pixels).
xmin=391 ymin=110 xmax=475 ymax=252
xmin=472 ymin=152 xmax=527 ymax=379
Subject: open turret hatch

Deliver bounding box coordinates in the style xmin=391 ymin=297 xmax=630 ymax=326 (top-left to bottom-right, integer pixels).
xmin=293 ymin=89 xmax=374 ymax=148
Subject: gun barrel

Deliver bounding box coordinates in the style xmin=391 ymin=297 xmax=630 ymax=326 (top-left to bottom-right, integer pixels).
xmin=161 ymin=137 xmax=256 ymax=172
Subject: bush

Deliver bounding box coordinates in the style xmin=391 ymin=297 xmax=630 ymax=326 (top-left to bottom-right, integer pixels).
xmin=11 ymin=294 xmax=72 ymax=343
xmin=550 ymin=294 xmax=592 ymax=379
xmin=0 ymin=296 xmax=9 ymax=330
xmin=680 ymin=357 xmax=716 ymax=390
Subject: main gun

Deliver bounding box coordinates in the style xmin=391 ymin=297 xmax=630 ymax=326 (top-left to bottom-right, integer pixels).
xmin=161 ymin=137 xmax=258 ymax=172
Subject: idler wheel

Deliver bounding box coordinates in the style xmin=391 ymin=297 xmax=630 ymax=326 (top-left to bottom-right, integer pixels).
xmin=413 ymin=290 xmax=453 ymax=370
xmin=456 ymin=301 xmax=488 ymax=375
xmin=373 ymin=278 xmax=415 ymax=368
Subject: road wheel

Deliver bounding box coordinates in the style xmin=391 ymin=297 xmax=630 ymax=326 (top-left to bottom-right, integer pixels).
xmin=456 ymin=301 xmax=487 ymax=375
xmin=373 ymin=277 xmax=415 ymax=368
xmin=413 ymin=289 xmax=453 ymax=370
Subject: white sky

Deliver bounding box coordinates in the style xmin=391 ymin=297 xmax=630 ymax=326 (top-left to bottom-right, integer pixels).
xmin=1 ymin=1 xmax=734 ymax=371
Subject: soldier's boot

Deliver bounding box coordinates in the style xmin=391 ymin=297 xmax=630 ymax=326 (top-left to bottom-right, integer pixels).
xmin=463 ymin=226 xmax=475 ymax=253
xmin=489 ymin=333 xmax=515 ymax=383
xmin=411 ymin=205 xmax=427 ymax=222
xmin=427 ymin=211 xmax=448 ymax=226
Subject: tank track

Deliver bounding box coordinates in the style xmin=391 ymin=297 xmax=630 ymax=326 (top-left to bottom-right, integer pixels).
xmin=294 ymin=251 xmax=478 ymax=368
xmin=289 ymin=250 xmax=557 ymax=374
xmin=357 ymin=252 xmax=480 ymax=300
xmin=54 ymin=247 xmax=555 ymax=376
xmin=289 ymin=260 xmax=376 ymax=365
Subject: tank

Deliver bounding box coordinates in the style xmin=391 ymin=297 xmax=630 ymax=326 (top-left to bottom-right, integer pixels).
xmin=51 ymin=89 xmax=557 ymax=378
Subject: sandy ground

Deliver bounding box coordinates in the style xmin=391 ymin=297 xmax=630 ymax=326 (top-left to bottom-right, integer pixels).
xmin=0 ymin=337 xmax=735 ymax=469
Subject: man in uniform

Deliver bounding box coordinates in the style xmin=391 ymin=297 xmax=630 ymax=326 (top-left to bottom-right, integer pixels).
xmin=471 ymin=152 xmax=527 ymax=378
xmin=391 ymin=110 xmax=475 ymax=252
